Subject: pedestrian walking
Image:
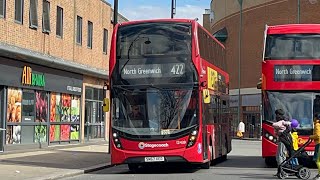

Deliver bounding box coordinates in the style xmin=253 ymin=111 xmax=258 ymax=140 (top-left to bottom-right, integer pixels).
xmin=310 ymin=113 xmax=320 ymax=180
xmin=237 ymin=120 xmax=245 ymax=139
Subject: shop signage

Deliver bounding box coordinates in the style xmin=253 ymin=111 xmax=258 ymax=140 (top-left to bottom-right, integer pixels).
xmin=21 ymin=66 xmax=45 ymax=87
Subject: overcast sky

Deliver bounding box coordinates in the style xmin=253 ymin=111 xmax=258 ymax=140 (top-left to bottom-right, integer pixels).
xmin=107 ymin=0 xmax=210 ymax=25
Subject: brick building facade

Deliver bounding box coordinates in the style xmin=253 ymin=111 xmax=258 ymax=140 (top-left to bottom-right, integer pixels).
xmin=203 ymin=0 xmax=320 ymax=138
xmin=0 ymin=0 xmax=127 ymax=151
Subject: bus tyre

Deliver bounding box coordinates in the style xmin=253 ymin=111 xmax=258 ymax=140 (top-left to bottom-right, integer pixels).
xmin=265 ymin=157 xmax=277 ymax=167
xmin=201 ymin=161 xmax=210 ymax=169
xmin=128 ymin=164 xmax=140 ymax=173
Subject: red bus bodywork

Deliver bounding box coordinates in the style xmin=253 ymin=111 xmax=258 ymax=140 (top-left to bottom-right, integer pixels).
xmin=262 ymin=24 xmax=318 ymax=162
xmin=109 ymin=19 xmax=231 ymax=167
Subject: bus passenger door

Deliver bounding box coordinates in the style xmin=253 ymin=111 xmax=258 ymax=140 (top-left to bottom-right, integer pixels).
xmin=216 ymin=96 xmax=223 ymax=157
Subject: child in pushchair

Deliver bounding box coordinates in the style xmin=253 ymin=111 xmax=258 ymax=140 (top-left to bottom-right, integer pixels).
xmin=276 ymin=125 xmax=312 ymax=179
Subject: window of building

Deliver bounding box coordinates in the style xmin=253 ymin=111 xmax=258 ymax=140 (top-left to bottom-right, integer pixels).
xmin=0 ymin=0 xmax=6 ymax=18
xmin=56 ymin=6 xmax=63 ymax=37
xmin=29 ymin=0 xmax=38 ymax=29
xmin=76 ymin=15 xmax=82 ymax=45
xmin=103 ymin=28 xmax=108 ymax=54
xmin=42 ymin=0 xmax=50 ymax=33
xmin=14 ymin=0 xmax=23 ymax=24
xmin=87 ymin=21 xmax=93 ymax=48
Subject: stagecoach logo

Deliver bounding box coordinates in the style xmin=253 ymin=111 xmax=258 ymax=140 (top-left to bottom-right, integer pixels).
xmin=138 ymin=142 xmax=169 ymax=149
xmin=197 ymin=143 xmax=202 ymax=154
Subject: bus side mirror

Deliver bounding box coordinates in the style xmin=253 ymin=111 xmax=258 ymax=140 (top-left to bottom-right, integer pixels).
xmin=103 ymin=98 xmax=110 ymax=112
xmin=257 ymin=78 xmax=262 ymax=89
xmin=203 ymin=89 xmax=210 ymax=104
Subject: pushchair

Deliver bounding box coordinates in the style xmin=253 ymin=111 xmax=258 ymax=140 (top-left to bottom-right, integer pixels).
xmin=276 ymin=129 xmax=313 ymax=179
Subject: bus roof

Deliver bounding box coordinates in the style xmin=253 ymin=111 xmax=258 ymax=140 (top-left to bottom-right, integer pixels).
xmin=117 ymin=18 xmax=195 ymax=26
xmin=267 ymin=24 xmax=320 ymax=34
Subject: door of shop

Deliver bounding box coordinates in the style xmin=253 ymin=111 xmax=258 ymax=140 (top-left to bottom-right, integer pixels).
xmin=244 ymin=113 xmax=261 ymax=139
xmin=0 ymin=86 xmax=4 ymax=152
xmin=84 ymin=101 xmax=104 ymax=140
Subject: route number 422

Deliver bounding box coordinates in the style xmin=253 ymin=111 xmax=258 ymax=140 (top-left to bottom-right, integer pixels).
xmin=171 ymin=64 xmax=184 ymax=75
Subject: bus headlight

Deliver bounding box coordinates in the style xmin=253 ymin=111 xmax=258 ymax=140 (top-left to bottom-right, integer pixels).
xmin=263 ymin=130 xmax=277 ymax=144
xmin=112 ymin=131 xmax=123 ymax=149
xmin=187 ymin=129 xmax=198 ymax=148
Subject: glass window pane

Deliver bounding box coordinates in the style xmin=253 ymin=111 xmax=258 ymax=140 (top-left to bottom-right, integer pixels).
xmin=15 ymin=0 xmax=23 ymax=23
xmin=35 ymin=125 xmax=47 ymax=142
xmin=36 ymin=91 xmax=48 ymax=122
xmin=71 ymin=95 xmax=80 ymax=122
xmin=6 ymin=125 xmax=21 ymax=144
xmin=93 ymin=88 xmax=99 ymax=100
xmin=22 ymin=91 xmax=35 ymax=122
xmin=60 ymin=125 xmax=70 ymax=140
xmin=21 ymin=126 xmax=34 ymax=144
xmin=7 ymin=88 xmax=22 ymax=123
xmin=50 ymin=125 xmax=60 ymax=142
xmin=56 ymin=6 xmax=63 ymax=37
xmin=85 ymin=87 xmax=93 ymax=100
xmin=0 ymin=0 xmax=5 ymax=18
xmin=70 ymin=125 xmax=79 ymax=140
xmin=42 ymin=0 xmax=50 ymax=32
xmin=29 ymin=0 xmax=38 ymax=27
xmin=61 ymin=94 xmax=71 ymax=122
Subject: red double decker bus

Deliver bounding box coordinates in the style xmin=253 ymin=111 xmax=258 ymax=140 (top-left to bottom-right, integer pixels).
xmin=108 ymin=19 xmax=231 ymax=171
xmin=261 ymin=24 xmax=320 ymax=166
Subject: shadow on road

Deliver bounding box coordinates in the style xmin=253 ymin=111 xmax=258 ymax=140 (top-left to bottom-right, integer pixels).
xmin=214 ymin=155 xmax=266 ymax=168
xmin=90 ymin=163 xmax=200 ymax=174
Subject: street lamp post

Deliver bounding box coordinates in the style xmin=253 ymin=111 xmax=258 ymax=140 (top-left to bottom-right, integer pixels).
xmin=171 ymin=0 xmax=176 ymax=18
xmin=237 ymin=0 xmax=243 ymax=128
xmin=114 ymin=0 xmax=118 ymax=26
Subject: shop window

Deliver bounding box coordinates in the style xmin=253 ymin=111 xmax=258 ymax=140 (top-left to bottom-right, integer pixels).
xmin=56 ymin=6 xmax=63 ymax=37
xmin=42 ymin=0 xmax=50 ymax=33
xmin=0 ymin=0 xmax=6 ymax=18
xmin=49 ymin=125 xmax=60 ymax=142
xmin=61 ymin=93 xmax=71 ymax=122
xmin=50 ymin=92 xmax=61 ymax=122
xmin=29 ymin=0 xmax=38 ymax=29
xmin=36 ymin=91 xmax=48 ymax=122
xmin=6 ymin=125 xmax=21 ymax=144
xmin=35 ymin=125 xmax=46 ymax=142
xmin=71 ymin=96 xmax=80 ymax=122
xmin=7 ymin=88 xmax=22 ymax=123
xmin=50 ymin=93 xmax=80 ymax=142
xmin=22 ymin=91 xmax=35 ymax=122
xmin=14 ymin=0 xmax=23 ymax=24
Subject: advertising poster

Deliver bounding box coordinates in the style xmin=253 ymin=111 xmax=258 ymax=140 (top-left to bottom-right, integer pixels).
xmin=50 ymin=125 xmax=60 ymax=142
xmin=35 ymin=125 xmax=47 ymax=142
xmin=50 ymin=93 xmax=62 ymax=122
xmin=60 ymin=125 xmax=70 ymax=140
xmin=6 ymin=125 xmax=21 ymax=144
xmin=61 ymin=94 xmax=71 ymax=122
xmin=36 ymin=91 xmax=48 ymax=122
xmin=7 ymin=88 xmax=22 ymax=123
xmin=71 ymin=96 xmax=80 ymax=122
xmin=70 ymin=125 xmax=79 ymax=140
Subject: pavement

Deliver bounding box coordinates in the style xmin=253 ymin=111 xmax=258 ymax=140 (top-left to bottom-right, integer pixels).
xmin=0 ymin=140 xmax=111 ymax=180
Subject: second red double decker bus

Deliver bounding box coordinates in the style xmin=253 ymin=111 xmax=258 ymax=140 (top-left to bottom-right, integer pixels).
xmin=107 ymin=19 xmax=231 ymax=171
xmin=260 ymin=24 xmax=320 ymax=166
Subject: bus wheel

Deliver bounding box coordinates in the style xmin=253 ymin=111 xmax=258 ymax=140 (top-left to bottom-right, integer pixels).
xmin=201 ymin=161 xmax=210 ymax=169
xmin=128 ymin=164 xmax=140 ymax=173
xmin=221 ymin=154 xmax=227 ymax=161
xmin=265 ymin=157 xmax=277 ymax=167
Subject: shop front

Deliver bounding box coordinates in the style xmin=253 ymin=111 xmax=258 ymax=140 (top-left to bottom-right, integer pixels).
xmin=0 ymin=57 xmax=83 ymax=151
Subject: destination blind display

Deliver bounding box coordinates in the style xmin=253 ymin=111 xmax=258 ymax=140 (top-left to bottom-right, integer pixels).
xmin=274 ymin=65 xmax=320 ymax=81
xmin=121 ymin=63 xmax=185 ymax=79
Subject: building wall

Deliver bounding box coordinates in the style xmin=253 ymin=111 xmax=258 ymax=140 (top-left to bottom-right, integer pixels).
xmin=206 ymin=0 xmax=320 ymax=90
xmin=0 ymin=0 xmax=112 ymax=72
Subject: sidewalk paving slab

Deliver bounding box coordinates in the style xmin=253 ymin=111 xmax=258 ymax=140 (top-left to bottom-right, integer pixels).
xmin=0 ymin=141 xmax=111 ymax=180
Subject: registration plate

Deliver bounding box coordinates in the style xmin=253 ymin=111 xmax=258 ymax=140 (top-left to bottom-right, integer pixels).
xmin=144 ymin=156 xmax=165 ymax=162
xmin=307 ymin=151 xmax=314 ymax=156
